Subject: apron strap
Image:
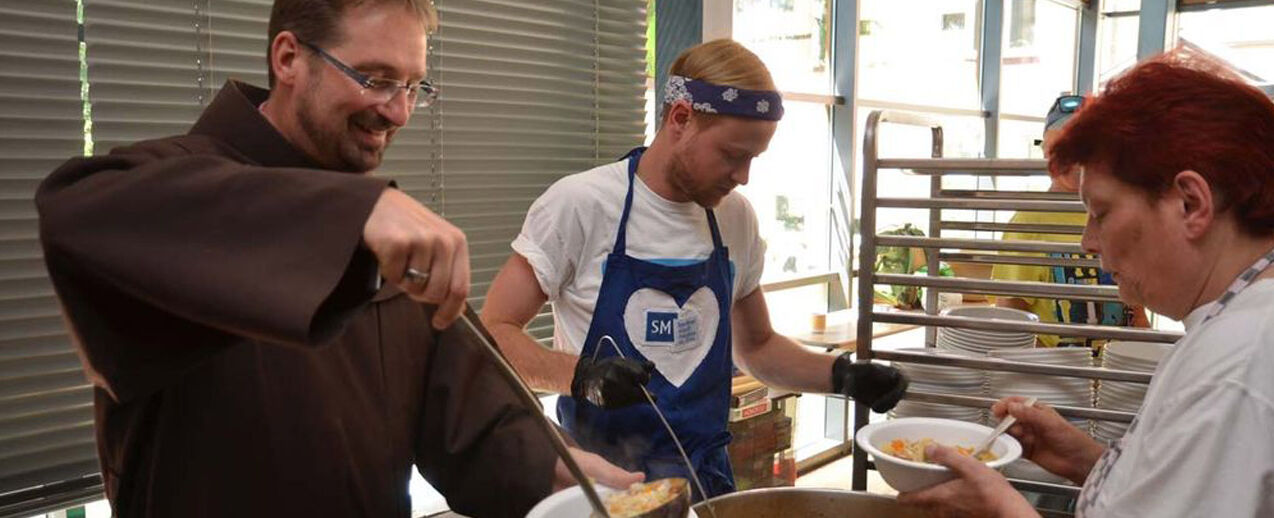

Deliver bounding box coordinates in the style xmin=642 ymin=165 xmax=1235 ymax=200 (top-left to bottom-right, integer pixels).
xmin=704 ymin=209 xmax=725 ymax=251
xmin=613 ymin=147 xmax=728 ymax=255
xmin=612 ymin=147 xmax=645 ymax=256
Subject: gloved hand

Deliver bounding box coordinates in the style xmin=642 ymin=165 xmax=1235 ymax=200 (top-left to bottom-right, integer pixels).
xmin=571 ymin=356 xmax=656 ymax=409
xmin=831 ymin=353 xmax=908 ymax=413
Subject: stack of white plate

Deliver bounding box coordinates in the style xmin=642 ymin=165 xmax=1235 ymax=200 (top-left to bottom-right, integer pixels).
xmin=889 ymin=347 xmax=985 ymax=424
xmin=984 ymin=348 xmax=1094 ymax=484
xmin=1103 ymin=341 xmax=1171 ymax=372
xmin=986 ymin=348 xmax=1094 ymax=432
xmin=1094 ymin=341 xmax=1172 ymax=444
xmin=936 ymin=306 xmax=1037 ymax=354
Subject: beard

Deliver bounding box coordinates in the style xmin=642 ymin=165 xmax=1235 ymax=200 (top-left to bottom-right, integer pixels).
xmin=669 ymin=150 xmax=732 ymax=208
xmin=296 ymin=89 xmax=396 ymax=173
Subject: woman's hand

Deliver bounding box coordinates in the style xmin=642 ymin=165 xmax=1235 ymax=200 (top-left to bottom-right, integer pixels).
xmin=990 ymin=396 xmax=1104 ymax=485
xmin=897 ymin=444 xmax=1039 ymax=518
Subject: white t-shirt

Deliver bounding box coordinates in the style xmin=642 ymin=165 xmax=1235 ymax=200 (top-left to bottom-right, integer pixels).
xmin=512 ymin=158 xmax=765 ymax=356
xmin=1076 ymin=279 xmax=1274 ymax=517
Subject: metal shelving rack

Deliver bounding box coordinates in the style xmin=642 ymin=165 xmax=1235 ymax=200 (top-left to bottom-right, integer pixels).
xmin=850 ymin=110 xmax=1184 ymax=513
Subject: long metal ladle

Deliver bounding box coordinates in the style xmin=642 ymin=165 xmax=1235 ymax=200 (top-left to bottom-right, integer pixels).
xmin=453 ymin=303 xmax=612 ymax=517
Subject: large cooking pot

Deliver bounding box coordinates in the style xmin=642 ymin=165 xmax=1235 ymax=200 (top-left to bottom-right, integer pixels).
xmin=691 ymin=488 xmax=927 ymax=518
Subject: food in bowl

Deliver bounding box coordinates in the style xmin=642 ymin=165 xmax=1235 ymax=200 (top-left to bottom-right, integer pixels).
xmin=882 ymin=438 xmax=998 ymax=463
xmin=599 ymin=478 xmax=687 ymax=518
xmin=855 ymin=417 xmax=1022 ymax=492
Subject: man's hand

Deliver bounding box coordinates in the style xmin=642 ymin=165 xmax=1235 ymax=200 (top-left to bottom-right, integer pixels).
xmin=990 ymin=397 xmax=1104 ymax=485
xmin=553 ymin=447 xmax=645 ymax=491
xmin=571 ymin=356 xmax=655 ymax=409
xmin=831 ymin=354 xmax=908 ymax=413
xmin=362 ymin=188 xmax=469 ymax=329
xmin=897 ymin=444 xmax=1040 ymax=518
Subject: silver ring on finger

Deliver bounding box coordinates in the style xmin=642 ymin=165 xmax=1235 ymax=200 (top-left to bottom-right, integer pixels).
xmin=404 ymin=267 xmax=430 ymax=284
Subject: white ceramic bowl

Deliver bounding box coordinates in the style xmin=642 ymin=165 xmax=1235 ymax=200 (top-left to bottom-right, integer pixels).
xmin=856 ymin=417 xmax=1022 ymax=492
xmin=527 ymin=484 xmax=699 ymax=518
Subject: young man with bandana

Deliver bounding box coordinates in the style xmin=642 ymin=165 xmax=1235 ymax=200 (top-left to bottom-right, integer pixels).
xmin=481 ymin=39 xmax=908 ymax=498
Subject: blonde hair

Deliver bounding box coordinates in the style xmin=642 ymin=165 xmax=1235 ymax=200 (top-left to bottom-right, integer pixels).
xmin=670 ymin=39 xmax=775 ymax=90
xmin=662 ymin=39 xmax=775 ymax=125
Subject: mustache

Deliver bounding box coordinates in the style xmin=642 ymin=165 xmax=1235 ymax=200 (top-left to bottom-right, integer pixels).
xmin=351 ymin=110 xmax=396 ymax=132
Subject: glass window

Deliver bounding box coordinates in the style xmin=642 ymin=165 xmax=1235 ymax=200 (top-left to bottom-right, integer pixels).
xmin=997 ymin=118 xmax=1048 ymax=160
xmin=737 ymin=100 xmax=834 ymax=284
xmin=1007 ymin=0 xmax=1037 ymax=48
xmin=1097 ymin=13 xmax=1139 ymax=84
xmin=735 ymin=1 xmax=839 ymax=468
xmin=858 ymin=0 xmax=983 ymax=109
xmin=992 ymin=120 xmax=1052 ymax=223
xmin=733 ymin=0 xmax=833 ymax=94
xmin=854 ymin=109 xmax=985 ymax=257
xmin=1102 ymin=0 xmax=1140 ymax=13
xmin=1178 ymin=3 xmax=1274 ymax=85
xmin=999 ymin=0 xmax=1079 ymax=116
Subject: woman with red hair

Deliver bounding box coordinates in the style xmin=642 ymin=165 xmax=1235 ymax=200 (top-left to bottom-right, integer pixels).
xmin=898 ymin=51 xmax=1274 ymax=517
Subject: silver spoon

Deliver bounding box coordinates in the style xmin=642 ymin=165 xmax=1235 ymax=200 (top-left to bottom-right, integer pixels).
xmin=973 ymin=396 xmax=1037 ymax=458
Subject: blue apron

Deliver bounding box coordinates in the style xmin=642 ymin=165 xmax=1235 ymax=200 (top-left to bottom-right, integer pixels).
xmin=557 ymin=147 xmax=737 ymax=499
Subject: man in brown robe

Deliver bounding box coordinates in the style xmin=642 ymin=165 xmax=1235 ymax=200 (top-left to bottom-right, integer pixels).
xmin=34 ymin=1 xmax=638 ymax=516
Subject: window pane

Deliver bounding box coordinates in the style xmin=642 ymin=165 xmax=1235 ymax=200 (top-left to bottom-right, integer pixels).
xmin=1178 ymin=4 xmax=1274 ymax=85
xmin=765 ymin=285 xmax=831 ymax=335
xmin=1097 ymin=14 xmax=1139 ymax=84
xmin=738 ymin=101 xmax=834 ymax=284
xmin=854 ymin=110 xmax=985 ymax=254
xmin=858 ymin=0 xmax=982 ymax=109
xmin=1102 ymin=0 xmax=1140 ymax=13
xmin=994 ymin=119 xmax=1052 ymax=200
xmin=997 ymin=118 xmax=1047 ymax=159
xmin=1000 ymin=0 xmax=1079 ymax=116
xmin=734 ymin=0 xmax=833 ymax=94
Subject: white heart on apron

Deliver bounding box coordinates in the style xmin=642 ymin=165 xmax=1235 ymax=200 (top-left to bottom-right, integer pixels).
xmin=621 ymin=287 xmax=720 ymax=387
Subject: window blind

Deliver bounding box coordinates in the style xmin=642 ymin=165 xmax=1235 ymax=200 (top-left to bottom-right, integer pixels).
xmin=0 ymin=0 xmax=101 ymax=514
xmin=429 ymin=0 xmax=648 ymax=343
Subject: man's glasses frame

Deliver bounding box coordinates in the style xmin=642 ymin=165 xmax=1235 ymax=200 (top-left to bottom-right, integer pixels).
xmin=298 ymin=39 xmax=438 ymax=111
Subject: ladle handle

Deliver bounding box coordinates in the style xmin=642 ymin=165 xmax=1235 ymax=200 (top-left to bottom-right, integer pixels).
xmin=456 ymin=304 xmax=611 ymax=518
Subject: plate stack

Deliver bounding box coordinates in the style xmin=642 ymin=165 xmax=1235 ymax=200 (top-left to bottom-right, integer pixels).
xmin=985 ymin=348 xmax=1095 ymax=430
xmin=936 ymin=306 xmax=1037 ymax=354
xmin=1094 ymin=341 xmax=1172 ymax=444
xmin=986 ymin=347 xmax=1095 ymax=485
xmin=889 ymin=347 xmax=985 ymax=424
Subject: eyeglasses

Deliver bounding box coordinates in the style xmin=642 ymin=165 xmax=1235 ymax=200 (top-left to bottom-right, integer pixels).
xmin=298 ymin=39 xmax=438 ymax=111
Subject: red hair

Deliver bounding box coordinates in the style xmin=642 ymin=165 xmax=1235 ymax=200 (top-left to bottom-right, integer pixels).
xmin=1048 ymin=49 xmax=1274 ymax=237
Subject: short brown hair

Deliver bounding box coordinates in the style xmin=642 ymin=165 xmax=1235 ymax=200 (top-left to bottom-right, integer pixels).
xmin=1049 ymin=49 xmax=1274 ymax=237
xmin=266 ymin=0 xmax=438 ymax=87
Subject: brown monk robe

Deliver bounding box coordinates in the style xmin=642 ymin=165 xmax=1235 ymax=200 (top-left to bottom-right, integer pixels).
xmin=35 ymin=80 xmax=556 ymax=518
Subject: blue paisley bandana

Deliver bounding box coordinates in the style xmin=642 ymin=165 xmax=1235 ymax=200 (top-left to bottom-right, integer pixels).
xmin=664 ymin=75 xmax=785 ymax=121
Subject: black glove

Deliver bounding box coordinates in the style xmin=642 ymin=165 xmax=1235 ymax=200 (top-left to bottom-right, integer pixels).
xmin=831 ymin=353 xmax=908 ymax=413
xmin=571 ymin=356 xmax=656 ymax=410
